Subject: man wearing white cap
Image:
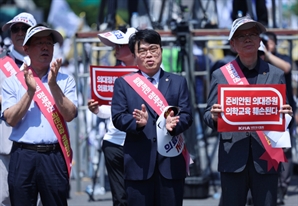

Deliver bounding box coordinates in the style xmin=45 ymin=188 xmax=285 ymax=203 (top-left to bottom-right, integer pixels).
xmin=88 ymin=27 xmax=136 ymax=205
xmin=204 ymin=16 xmax=293 ymax=205
xmin=0 ymin=12 xmax=36 ymax=206
xmin=1 ymin=12 xmax=37 ymax=66
xmin=1 ymin=25 xmax=78 ymax=205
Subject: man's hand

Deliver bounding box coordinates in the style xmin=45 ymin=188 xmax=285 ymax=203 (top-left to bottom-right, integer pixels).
xmin=48 ymin=58 xmax=62 ymax=86
xmin=23 ymin=63 xmax=36 ymax=95
xmin=88 ymin=99 xmax=99 ymax=114
xmin=280 ymin=104 xmax=293 ymax=116
xmin=165 ymin=110 xmax=179 ymax=132
xmin=211 ymin=104 xmax=223 ymax=122
xmin=133 ymin=104 xmax=148 ymax=128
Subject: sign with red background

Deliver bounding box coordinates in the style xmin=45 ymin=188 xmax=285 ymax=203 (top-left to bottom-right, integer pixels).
xmin=218 ymin=84 xmax=285 ymax=132
xmin=90 ymin=65 xmax=138 ymax=105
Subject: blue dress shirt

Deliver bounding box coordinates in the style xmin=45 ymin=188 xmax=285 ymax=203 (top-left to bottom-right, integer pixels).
xmin=1 ymin=69 xmax=78 ymax=144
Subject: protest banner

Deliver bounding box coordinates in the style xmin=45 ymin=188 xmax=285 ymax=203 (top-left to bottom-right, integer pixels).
xmin=218 ymin=84 xmax=286 ymax=132
xmin=90 ymin=65 xmax=138 ymax=105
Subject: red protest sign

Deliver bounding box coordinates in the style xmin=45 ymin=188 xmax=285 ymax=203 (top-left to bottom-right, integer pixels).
xmin=90 ymin=65 xmax=138 ymax=105
xmin=218 ymin=84 xmax=286 ymax=132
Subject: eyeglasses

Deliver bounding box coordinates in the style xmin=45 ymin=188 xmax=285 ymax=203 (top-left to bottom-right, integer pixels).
xmin=138 ymin=45 xmax=160 ymax=58
xmin=11 ymin=25 xmax=29 ymax=33
xmin=32 ymin=41 xmax=54 ymax=48
xmin=234 ymin=33 xmax=259 ymax=42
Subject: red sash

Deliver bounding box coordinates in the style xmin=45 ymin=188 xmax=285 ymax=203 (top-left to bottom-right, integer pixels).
xmin=123 ymin=73 xmax=191 ymax=174
xmin=0 ymin=54 xmax=20 ymax=76
xmin=220 ymin=60 xmax=287 ymax=171
xmin=0 ymin=55 xmax=72 ymax=176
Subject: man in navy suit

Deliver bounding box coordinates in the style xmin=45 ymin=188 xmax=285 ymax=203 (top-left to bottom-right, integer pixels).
xmin=111 ymin=29 xmax=193 ymax=206
xmin=204 ymin=16 xmax=293 ymax=206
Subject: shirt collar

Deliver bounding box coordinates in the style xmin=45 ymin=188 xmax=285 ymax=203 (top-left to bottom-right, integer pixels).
xmin=141 ymin=68 xmax=161 ymax=83
xmin=9 ymin=45 xmax=27 ymax=62
xmin=236 ymin=56 xmax=260 ymax=73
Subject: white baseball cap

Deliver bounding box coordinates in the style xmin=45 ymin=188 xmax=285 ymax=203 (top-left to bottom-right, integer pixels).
xmin=228 ymin=16 xmax=266 ymax=40
xmin=23 ymin=25 xmax=63 ymax=46
xmin=2 ymin=12 xmax=37 ymax=32
xmin=98 ymin=27 xmax=137 ymax=46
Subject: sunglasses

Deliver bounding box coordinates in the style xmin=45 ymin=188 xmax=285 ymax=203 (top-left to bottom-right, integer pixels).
xmin=11 ymin=25 xmax=29 ymax=33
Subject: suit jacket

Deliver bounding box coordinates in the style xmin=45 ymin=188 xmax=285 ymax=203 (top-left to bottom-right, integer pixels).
xmin=112 ymin=69 xmax=193 ymax=180
xmin=204 ymin=58 xmax=286 ymax=174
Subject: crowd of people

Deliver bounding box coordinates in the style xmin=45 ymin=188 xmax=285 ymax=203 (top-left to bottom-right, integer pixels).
xmin=0 ymin=9 xmax=297 ymax=206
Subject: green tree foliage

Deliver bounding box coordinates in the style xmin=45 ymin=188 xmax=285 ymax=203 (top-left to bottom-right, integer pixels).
xmin=32 ymin=0 xmax=100 ymax=28
xmin=67 ymin=0 xmax=99 ymax=28
xmin=32 ymin=0 xmax=52 ymax=24
xmin=292 ymin=0 xmax=298 ymax=16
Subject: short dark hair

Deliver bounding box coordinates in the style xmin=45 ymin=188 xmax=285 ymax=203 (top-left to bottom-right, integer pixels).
xmin=128 ymin=29 xmax=162 ymax=55
xmin=118 ymin=26 xmax=127 ymax=34
xmin=264 ymin=31 xmax=277 ymax=45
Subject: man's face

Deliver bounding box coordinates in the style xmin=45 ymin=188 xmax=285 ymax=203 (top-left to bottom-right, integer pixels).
xmin=134 ymin=40 xmax=162 ymax=76
xmin=230 ymin=27 xmax=261 ymax=57
xmin=114 ymin=44 xmax=133 ymax=62
xmin=266 ymin=38 xmax=276 ymax=53
xmin=10 ymin=23 xmax=30 ymax=50
xmin=23 ymin=35 xmax=54 ymax=68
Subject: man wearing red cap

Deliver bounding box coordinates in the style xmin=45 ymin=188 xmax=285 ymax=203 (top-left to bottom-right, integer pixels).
xmin=0 ymin=12 xmax=37 ymax=206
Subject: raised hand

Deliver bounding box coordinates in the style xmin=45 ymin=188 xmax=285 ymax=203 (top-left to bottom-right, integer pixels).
xmin=88 ymin=99 xmax=99 ymax=114
xmin=211 ymin=103 xmax=223 ymax=122
xmin=23 ymin=63 xmax=36 ymax=94
xmin=165 ymin=110 xmax=180 ymax=131
xmin=279 ymin=104 xmax=293 ymax=117
xmin=133 ymin=104 xmax=148 ymax=127
xmin=48 ymin=58 xmax=62 ymax=86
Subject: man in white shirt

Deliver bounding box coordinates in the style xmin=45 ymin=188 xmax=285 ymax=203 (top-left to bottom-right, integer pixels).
xmin=88 ymin=27 xmax=136 ymax=205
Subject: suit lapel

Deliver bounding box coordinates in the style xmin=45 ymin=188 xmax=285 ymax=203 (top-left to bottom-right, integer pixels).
xmin=256 ymin=59 xmax=270 ymax=84
xmin=158 ymin=70 xmax=170 ymax=97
